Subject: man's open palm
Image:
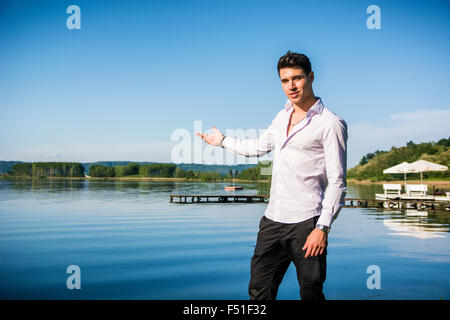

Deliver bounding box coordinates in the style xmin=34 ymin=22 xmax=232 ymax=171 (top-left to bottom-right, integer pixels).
xmin=196 ymin=126 xmax=224 ymax=146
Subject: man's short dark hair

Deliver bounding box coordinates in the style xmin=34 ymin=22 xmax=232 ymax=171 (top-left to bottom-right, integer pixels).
xmin=277 ymin=51 xmax=312 ymax=76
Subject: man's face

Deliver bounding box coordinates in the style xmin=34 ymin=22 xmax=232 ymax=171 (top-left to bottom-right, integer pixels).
xmin=279 ymin=68 xmax=314 ymax=105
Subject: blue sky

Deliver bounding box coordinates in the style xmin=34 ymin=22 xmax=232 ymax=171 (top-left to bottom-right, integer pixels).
xmin=1 ymin=0 xmax=449 ymax=167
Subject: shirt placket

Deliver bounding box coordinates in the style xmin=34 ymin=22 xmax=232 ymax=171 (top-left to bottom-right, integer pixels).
xmin=281 ymin=112 xmax=315 ymax=150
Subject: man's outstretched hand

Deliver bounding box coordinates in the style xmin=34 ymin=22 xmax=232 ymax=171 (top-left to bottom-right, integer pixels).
xmin=196 ymin=126 xmax=225 ymax=146
xmin=302 ymin=228 xmax=327 ymax=258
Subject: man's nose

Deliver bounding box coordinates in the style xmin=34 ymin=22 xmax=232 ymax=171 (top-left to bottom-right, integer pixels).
xmin=289 ymin=80 xmax=297 ymax=90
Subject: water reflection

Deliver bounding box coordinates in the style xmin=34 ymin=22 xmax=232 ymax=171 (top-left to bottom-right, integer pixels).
xmin=2 ymin=178 xmax=86 ymax=192
xmin=347 ymin=183 xmax=383 ymax=199
xmin=346 ymin=183 xmax=449 ymax=239
xmin=380 ymin=210 xmax=448 ymax=239
xmin=87 ymin=180 xmax=179 ymax=193
xmin=0 ymin=179 xmax=449 ymax=299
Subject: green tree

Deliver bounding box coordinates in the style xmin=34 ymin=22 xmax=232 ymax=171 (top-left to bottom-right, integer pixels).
xmin=11 ymin=163 xmax=32 ymax=176
xmin=174 ymin=166 xmax=185 ymax=178
xmin=437 ymin=137 xmax=450 ymax=147
xmin=114 ymin=165 xmax=123 ymax=177
xmin=122 ymin=163 xmax=140 ymax=176
xmin=89 ymin=164 xmax=115 ymax=177
xmin=30 ymin=162 xmax=84 ymax=177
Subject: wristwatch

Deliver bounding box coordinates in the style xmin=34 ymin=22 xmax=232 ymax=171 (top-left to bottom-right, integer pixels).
xmin=220 ymin=135 xmax=227 ymax=148
xmin=316 ymin=224 xmax=330 ymax=234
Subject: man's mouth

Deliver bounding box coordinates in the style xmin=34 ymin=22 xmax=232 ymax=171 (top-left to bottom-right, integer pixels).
xmin=289 ymin=92 xmax=299 ymax=98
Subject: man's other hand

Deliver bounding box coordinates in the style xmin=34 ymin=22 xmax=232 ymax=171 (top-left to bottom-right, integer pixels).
xmin=196 ymin=126 xmax=225 ymax=146
xmin=302 ymin=228 xmax=327 ymax=258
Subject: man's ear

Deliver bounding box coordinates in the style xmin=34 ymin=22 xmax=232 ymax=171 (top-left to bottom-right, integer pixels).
xmin=308 ymin=71 xmax=315 ymax=83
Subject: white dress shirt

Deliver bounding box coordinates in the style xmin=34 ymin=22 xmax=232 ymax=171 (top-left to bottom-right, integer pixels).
xmin=222 ymin=98 xmax=347 ymax=227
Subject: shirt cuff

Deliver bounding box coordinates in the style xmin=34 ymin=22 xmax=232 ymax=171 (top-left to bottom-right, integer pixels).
xmin=316 ymin=213 xmax=332 ymax=228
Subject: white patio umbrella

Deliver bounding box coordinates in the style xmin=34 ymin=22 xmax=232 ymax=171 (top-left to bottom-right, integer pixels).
xmin=383 ymin=162 xmax=413 ymax=188
xmin=407 ymin=159 xmax=448 ymax=184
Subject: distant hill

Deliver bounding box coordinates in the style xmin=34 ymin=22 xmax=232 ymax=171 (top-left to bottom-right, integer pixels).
xmin=347 ymin=137 xmax=450 ymax=181
xmin=0 ymin=160 xmax=257 ymax=176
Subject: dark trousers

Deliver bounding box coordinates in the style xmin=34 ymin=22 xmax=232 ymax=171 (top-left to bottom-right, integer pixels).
xmin=249 ymin=215 xmax=327 ymax=300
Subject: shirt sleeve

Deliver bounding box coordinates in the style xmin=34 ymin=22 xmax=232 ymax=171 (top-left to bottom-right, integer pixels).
xmin=317 ymin=118 xmax=348 ymax=228
xmin=221 ymin=119 xmax=276 ymax=157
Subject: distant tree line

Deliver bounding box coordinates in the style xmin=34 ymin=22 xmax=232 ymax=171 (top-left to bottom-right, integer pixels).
xmin=88 ymin=163 xmax=229 ymax=181
xmin=9 ymin=162 xmax=84 ymax=177
xmin=89 ymin=163 xmax=178 ymax=178
xmin=88 ymin=162 xmax=272 ymax=182
xmin=174 ymin=167 xmax=223 ymax=182
xmin=5 ymin=161 xmax=274 ymax=182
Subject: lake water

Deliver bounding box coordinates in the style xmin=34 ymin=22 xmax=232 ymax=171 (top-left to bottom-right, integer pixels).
xmin=0 ymin=179 xmax=449 ymax=300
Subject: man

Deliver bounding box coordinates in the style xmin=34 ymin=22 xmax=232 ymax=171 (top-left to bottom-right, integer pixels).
xmin=196 ymin=51 xmax=347 ymax=300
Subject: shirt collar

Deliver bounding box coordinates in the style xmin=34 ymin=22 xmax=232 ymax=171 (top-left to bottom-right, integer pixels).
xmin=284 ymin=97 xmax=324 ymax=116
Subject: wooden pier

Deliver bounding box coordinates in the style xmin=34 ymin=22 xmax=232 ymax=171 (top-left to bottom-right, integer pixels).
xmin=170 ymin=194 xmax=450 ymax=211
xmin=170 ymin=194 xmax=269 ymax=203
xmin=344 ymin=197 xmax=450 ymax=211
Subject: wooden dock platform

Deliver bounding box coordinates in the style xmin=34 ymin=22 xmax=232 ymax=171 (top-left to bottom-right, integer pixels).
xmin=170 ymin=195 xmax=450 ymax=211
xmin=344 ymin=198 xmax=450 ymax=211
xmin=170 ymin=194 xmax=269 ymax=203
